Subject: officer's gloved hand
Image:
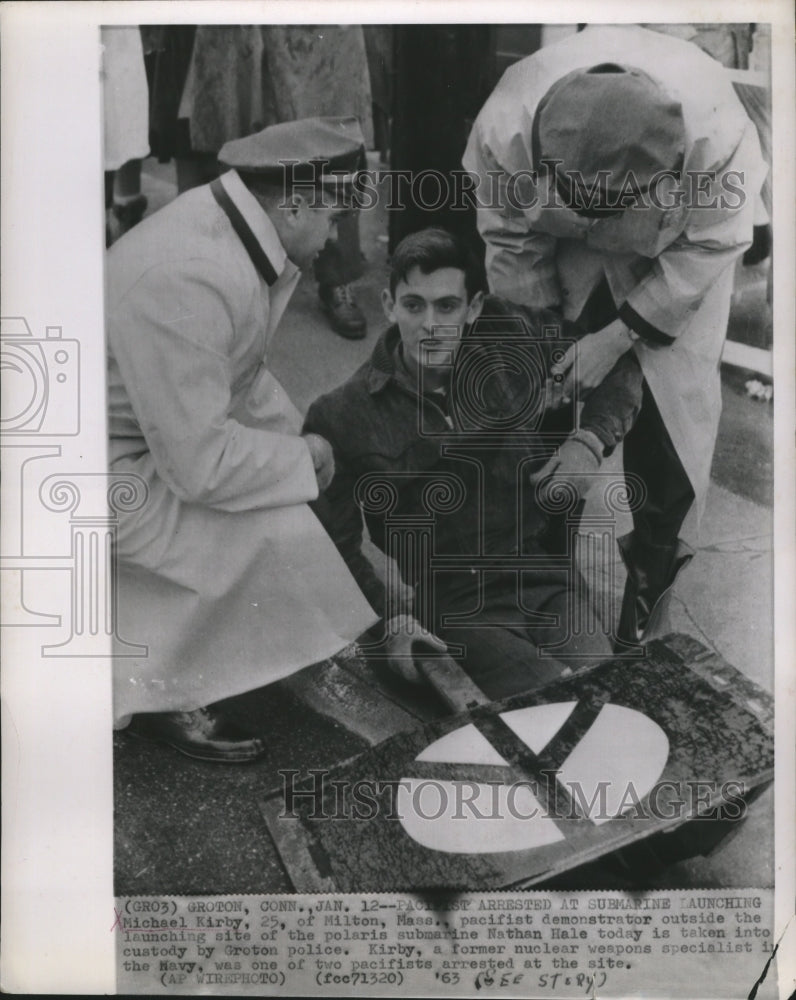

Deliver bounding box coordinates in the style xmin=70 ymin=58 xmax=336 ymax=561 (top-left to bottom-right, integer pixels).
xmin=303 ymin=432 xmax=336 ymax=492
xmin=530 ymin=430 xmax=603 ymax=505
xmin=382 ymin=614 xmax=447 ymax=684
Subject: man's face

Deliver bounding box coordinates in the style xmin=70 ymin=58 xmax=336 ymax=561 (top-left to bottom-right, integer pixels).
xmin=285 ymin=191 xmax=350 ymax=269
xmin=382 ymin=267 xmax=483 ymax=378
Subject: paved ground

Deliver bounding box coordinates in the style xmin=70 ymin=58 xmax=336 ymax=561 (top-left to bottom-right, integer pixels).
xmin=114 ymin=161 xmax=775 ymax=897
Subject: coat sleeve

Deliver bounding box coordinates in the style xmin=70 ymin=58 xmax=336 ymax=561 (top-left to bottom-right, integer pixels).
xmin=463 ymin=123 xmax=562 ymax=308
xmin=108 ymin=258 xmax=318 ymax=511
xmin=506 ymin=303 xmax=643 ymax=456
xmin=304 ymin=398 xmax=387 ymax=618
xmin=579 ymin=352 xmax=643 ymax=455
xmin=616 ymin=121 xmax=764 ymax=345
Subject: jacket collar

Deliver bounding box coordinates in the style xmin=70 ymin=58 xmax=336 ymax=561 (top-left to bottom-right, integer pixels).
xmin=366 ymin=325 xmax=407 ymax=394
xmin=214 ymin=170 xmax=295 ymax=286
xmin=365 ymin=323 xmax=466 ymax=396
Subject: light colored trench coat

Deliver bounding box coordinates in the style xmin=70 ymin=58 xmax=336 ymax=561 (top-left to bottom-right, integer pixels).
xmin=107 ymin=170 xmax=377 ymax=719
xmin=463 ymin=25 xmax=766 ymax=541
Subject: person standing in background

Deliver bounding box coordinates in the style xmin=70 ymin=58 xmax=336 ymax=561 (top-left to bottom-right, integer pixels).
xmin=362 ymin=26 xmax=393 ymax=165
xmin=144 ymin=24 xmax=374 ymax=339
xmin=102 ymin=26 xmax=150 ymax=245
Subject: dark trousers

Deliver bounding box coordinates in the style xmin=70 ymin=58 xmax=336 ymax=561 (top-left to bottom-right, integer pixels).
xmin=579 ymin=277 xmax=695 ymax=551
xmin=624 ymin=381 xmax=695 ymax=551
xmin=313 ymin=212 xmax=364 ymax=288
xmin=429 ymin=571 xmax=612 ymax=701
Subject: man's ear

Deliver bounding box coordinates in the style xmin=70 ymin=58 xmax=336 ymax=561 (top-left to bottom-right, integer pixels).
xmin=466 ymin=290 xmax=485 ymax=325
xmin=284 ymin=189 xmax=308 ymax=225
xmin=381 ymin=288 xmax=396 ymax=324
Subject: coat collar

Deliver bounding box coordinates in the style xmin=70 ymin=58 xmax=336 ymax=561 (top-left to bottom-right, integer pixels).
xmin=366 ymin=325 xmax=408 ymax=394
xmin=214 ymin=170 xmax=296 ymax=286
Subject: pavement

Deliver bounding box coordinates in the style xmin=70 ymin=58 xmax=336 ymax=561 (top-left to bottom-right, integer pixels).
xmin=113 ymin=160 xmax=775 ymax=897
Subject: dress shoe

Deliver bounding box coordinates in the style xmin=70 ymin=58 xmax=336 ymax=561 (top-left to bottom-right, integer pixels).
xmin=127 ymin=706 xmax=266 ymax=763
xmin=319 ymin=283 xmax=367 ymax=339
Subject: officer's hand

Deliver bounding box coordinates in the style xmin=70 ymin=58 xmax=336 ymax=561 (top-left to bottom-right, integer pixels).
xmin=382 ymin=614 xmax=447 ymax=684
xmin=530 ymin=433 xmax=602 ymax=505
xmin=303 ymin=433 xmax=335 ymax=492
xmin=548 ymin=319 xmax=634 ymax=404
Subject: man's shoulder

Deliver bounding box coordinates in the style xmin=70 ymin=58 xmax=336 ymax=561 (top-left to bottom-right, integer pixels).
xmin=107 ymin=186 xmax=246 ymax=295
xmin=311 ymin=358 xmax=375 ymax=419
xmin=307 ymin=336 xmax=388 ymax=429
xmin=306 ymin=329 xmax=413 ymax=457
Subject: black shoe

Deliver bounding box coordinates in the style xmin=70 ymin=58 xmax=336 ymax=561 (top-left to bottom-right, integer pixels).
xmin=127 ymin=706 xmax=266 ymax=763
xmin=319 ymin=284 xmax=367 ymax=339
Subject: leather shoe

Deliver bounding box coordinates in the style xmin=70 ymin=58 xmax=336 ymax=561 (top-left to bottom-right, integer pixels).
xmin=319 ymin=284 xmax=367 ymax=339
xmin=126 ymin=706 xmax=266 ymax=763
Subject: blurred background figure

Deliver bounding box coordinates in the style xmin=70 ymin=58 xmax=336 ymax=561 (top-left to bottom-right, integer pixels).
xmin=259 ymin=27 xmax=374 ymax=339
xmin=102 ymin=26 xmax=150 ymax=245
xmin=362 ymin=26 xmax=393 ymax=165
xmin=142 ymin=25 xmax=374 ymax=339
xmin=143 ymin=24 xmax=226 ymax=193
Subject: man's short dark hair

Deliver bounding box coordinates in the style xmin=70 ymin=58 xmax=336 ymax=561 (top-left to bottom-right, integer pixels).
xmin=390 ymin=228 xmax=483 ymax=300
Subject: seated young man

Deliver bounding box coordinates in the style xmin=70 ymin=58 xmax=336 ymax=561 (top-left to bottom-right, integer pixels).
xmin=305 ymin=228 xmax=643 ymax=700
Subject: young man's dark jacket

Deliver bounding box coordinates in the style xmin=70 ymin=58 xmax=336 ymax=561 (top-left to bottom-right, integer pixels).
xmin=304 ymin=295 xmax=642 ymax=621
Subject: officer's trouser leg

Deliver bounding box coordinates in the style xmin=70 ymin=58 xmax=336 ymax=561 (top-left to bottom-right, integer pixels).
xmin=617 ymin=381 xmax=695 ymax=646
